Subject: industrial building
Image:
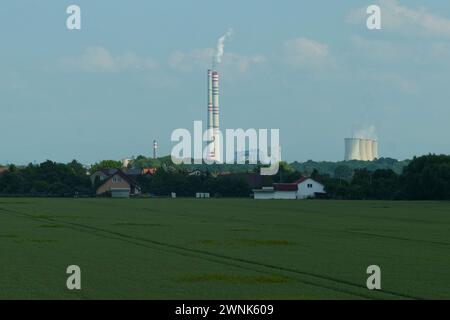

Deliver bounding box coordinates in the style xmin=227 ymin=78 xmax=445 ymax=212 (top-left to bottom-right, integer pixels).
xmin=344 ymin=138 xmax=379 ymax=161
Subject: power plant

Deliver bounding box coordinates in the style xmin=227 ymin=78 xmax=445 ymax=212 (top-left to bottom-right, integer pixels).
xmin=206 ymin=69 xmax=221 ymax=161
xmin=344 ymin=138 xmax=379 ymax=161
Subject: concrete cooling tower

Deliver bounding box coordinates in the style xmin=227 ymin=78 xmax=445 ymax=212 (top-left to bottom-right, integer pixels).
xmin=371 ymin=140 xmax=379 ymax=159
xmin=359 ymin=139 xmax=368 ymax=161
xmin=344 ymin=138 xmax=361 ymax=161
xmin=344 ymin=138 xmax=378 ymax=161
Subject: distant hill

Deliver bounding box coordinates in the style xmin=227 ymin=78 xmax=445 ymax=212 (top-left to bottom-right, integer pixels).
xmin=290 ymin=158 xmax=410 ymax=176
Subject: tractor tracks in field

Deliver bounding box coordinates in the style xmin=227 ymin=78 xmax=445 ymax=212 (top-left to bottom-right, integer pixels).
xmin=0 ymin=206 xmax=422 ymax=300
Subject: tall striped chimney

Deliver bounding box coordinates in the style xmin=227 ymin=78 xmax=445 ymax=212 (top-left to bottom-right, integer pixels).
xmin=207 ymin=70 xmax=213 ymax=133
xmin=207 ymin=70 xmax=214 ymax=160
xmin=212 ymin=71 xmax=220 ymax=161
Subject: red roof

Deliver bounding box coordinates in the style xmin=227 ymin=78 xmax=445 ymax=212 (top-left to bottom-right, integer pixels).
xmin=273 ymin=183 xmax=298 ymax=191
xmin=272 ymin=177 xmax=312 ymax=191
xmin=293 ymin=177 xmax=309 ymax=184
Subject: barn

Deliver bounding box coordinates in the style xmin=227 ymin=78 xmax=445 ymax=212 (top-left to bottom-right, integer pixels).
xmin=253 ymin=177 xmax=326 ymax=200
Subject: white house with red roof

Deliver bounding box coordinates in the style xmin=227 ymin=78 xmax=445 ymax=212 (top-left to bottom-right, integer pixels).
xmin=253 ymin=177 xmax=326 ymax=200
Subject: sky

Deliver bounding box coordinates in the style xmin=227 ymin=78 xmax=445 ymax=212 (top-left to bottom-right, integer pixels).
xmin=1 ymin=0 xmax=450 ymax=164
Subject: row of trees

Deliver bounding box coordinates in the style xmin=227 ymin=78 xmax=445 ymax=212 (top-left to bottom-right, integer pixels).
xmin=0 ymin=154 xmax=449 ymax=199
xmin=0 ymin=161 xmax=92 ymax=197
xmin=124 ymin=154 xmax=450 ymax=200
xmin=135 ymin=170 xmax=251 ymax=197
xmin=313 ymin=155 xmax=450 ymax=200
xmin=0 ymin=160 xmax=252 ymax=197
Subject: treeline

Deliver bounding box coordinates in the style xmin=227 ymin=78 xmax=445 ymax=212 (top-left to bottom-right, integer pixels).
xmin=135 ymin=170 xmax=251 ymax=197
xmin=131 ymin=154 xmax=450 ymax=199
xmin=290 ymin=157 xmax=410 ymax=176
xmin=314 ymin=155 xmax=450 ymax=200
xmin=0 ymin=154 xmax=449 ymax=199
xmin=128 ymin=155 xmax=410 ymax=176
xmin=0 ymin=160 xmax=93 ymax=197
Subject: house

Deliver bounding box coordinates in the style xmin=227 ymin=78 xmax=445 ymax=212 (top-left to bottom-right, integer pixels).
xmin=91 ymin=169 xmax=141 ymax=198
xmin=90 ymin=168 xmax=119 ymax=184
xmin=295 ymin=177 xmax=326 ymax=199
xmin=253 ymin=177 xmax=326 ymax=200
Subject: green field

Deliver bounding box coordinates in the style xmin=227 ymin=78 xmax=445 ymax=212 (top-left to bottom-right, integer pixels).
xmin=0 ymin=198 xmax=449 ymax=299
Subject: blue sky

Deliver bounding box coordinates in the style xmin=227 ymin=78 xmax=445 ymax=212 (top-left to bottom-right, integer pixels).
xmin=1 ymin=0 xmax=450 ymax=164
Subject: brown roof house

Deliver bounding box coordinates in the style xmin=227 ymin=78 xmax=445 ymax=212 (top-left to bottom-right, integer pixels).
xmin=91 ymin=169 xmax=141 ymax=198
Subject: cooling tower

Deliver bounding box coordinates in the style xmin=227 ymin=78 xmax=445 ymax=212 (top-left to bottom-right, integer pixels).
xmin=371 ymin=140 xmax=379 ymax=160
xmin=360 ymin=139 xmax=370 ymax=161
xmin=365 ymin=139 xmax=374 ymax=161
xmin=345 ymin=138 xmax=361 ymax=161
xmin=367 ymin=139 xmax=375 ymax=161
xmin=345 ymin=136 xmax=379 ymax=161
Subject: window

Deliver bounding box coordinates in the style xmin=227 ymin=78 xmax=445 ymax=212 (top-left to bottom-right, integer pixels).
xmin=307 ymin=183 xmax=313 ymax=188
xmin=112 ymin=176 xmax=122 ymax=183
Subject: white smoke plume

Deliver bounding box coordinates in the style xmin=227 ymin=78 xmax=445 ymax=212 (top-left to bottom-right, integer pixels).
xmin=353 ymin=125 xmax=377 ymax=140
xmin=215 ymin=29 xmax=234 ymax=64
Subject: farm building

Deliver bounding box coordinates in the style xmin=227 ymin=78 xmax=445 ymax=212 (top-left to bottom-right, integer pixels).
xmin=91 ymin=169 xmax=141 ymax=198
xmin=253 ymin=177 xmax=326 ymax=200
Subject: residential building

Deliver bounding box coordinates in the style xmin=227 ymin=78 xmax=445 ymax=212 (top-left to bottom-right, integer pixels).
xmin=253 ymin=177 xmax=326 ymax=200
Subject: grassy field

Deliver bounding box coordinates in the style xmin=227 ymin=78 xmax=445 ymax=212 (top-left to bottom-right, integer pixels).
xmin=0 ymin=198 xmax=449 ymax=299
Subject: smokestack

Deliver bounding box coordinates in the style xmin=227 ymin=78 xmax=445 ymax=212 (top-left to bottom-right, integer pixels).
xmin=153 ymin=140 xmax=158 ymax=159
xmin=212 ymin=71 xmax=220 ymax=161
xmin=207 ymin=70 xmax=213 ymax=132
xmin=212 ymin=71 xmax=219 ymax=131
xmin=206 ymin=70 xmax=214 ymax=160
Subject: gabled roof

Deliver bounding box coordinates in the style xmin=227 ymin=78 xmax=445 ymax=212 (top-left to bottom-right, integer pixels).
xmin=99 ymin=168 xmax=119 ymax=176
xmin=273 ymin=183 xmax=298 ymax=191
xmin=293 ymin=177 xmax=309 ymax=184
xmin=110 ymin=170 xmax=139 ymax=187
xmin=95 ymin=169 xmax=140 ymax=188
xmin=272 ymin=177 xmax=321 ymax=191
xmin=294 ymin=177 xmax=324 ymax=187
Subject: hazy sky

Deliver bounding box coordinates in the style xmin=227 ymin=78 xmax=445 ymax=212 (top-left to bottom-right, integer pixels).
xmin=1 ymin=0 xmax=450 ymax=164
